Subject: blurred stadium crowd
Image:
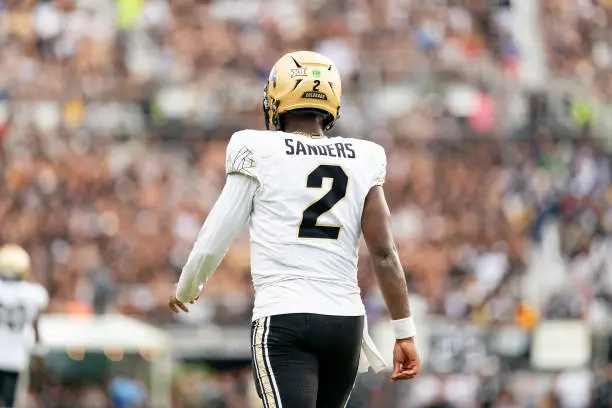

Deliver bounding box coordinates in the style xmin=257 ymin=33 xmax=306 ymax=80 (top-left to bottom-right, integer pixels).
xmin=2 ymin=0 xmax=612 ymax=407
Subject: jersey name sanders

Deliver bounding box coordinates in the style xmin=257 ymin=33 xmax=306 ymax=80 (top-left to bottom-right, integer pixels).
xmin=284 ymin=138 xmax=356 ymax=159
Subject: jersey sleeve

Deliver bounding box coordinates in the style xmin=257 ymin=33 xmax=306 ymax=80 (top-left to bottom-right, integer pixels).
xmin=225 ymin=130 xmax=259 ymax=180
xmin=31 ymin=284 xmax=49 ymax=312
xmin=176 ymin=174 xmax=257 ymax=303
xmin=371 ymin=144 xmax=387 ymax=187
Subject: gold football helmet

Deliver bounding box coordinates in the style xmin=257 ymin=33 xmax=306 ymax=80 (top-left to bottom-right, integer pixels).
xmin=263 ymin=51 xmax=342 ymax=131
xmin=0 ymin=244 xmax=31 ymax=280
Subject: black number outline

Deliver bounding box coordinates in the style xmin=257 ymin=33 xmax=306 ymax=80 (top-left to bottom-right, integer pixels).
xmin=312 ymin=80 xmax=321 ymax=92
xmin=0 ymin=303 xmax=27 ymax=331
xmin=298 ymin=165 xmax=348 ymax=240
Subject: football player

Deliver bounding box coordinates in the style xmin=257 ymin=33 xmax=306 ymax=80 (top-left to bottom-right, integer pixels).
xmin=0 ymin=244 xmax=48 ymax=408
xmin=170 ymin=51 xmax=420 ymax=407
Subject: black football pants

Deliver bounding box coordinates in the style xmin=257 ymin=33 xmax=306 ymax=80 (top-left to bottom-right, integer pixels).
xmin=251 ymin=313 xmax=364 ymax=408
xmin=0 ymin=369 xmax=18 ymax=408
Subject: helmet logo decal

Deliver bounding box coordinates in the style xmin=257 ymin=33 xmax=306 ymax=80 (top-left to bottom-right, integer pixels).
xmin=290 ymin=68 xmax=307 ymax=78
xmin=312 ymin=68 xmax=321 ymax=78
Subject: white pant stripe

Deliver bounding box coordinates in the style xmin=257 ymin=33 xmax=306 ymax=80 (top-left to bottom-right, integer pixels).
xmin=252 ymin=319 xmax=269 ymax=408
xmin=263 ymin=317 xmax=283 ymax=408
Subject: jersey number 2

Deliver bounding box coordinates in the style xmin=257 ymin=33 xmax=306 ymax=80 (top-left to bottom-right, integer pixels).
xmin=298 ymin=165 xmax=348 ymax=239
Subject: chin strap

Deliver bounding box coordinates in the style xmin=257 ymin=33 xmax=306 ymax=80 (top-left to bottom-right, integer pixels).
xmin=262 ymin=84 xmax=271 ymax=130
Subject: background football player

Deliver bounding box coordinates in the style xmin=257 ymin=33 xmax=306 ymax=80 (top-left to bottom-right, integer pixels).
xmin=0 ymin=244 xmax=48 ymax=408
xmin=170 ymin=51 xmax=420 ymax=408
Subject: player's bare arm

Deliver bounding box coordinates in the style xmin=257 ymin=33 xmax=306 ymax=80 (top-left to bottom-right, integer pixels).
xmin=32 ymin=316 xmax=43 ymax=375
xmin=31 ymin=315 xmax=47 ymax=385
xmin=362 ymin=185 xmax=420 ymax=382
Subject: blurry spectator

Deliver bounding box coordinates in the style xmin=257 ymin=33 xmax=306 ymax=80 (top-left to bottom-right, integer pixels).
xmin=492 ymin=388 xmax=519 ymax=408
xmin=537 ymin=391 xmax=561 ymax=408
xmin=424 ymin=394 xmax=457 ymax=408
xmin=108 ymin=375 xmax=147 ymax=408
xmin=592 ymin=364 xmax=612 ymax=408
xmin=553 ymin=370 xmax=593 ymax=408
xmin=84 ymin=267 xmax=115 ymax=315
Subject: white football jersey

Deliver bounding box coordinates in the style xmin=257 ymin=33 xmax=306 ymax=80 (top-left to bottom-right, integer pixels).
xmin=226 ymin=130 xmax=386 ymax=320
xmin=0 ymin=280 xmax=48 ymax=371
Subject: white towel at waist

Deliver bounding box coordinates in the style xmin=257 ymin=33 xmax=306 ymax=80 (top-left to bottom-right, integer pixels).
xmin=358 ymin=315 xmax=387 ymax=373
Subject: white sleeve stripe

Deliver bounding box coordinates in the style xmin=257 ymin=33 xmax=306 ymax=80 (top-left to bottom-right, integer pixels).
xmin=175 ymin=174 xmax=257 ymax=302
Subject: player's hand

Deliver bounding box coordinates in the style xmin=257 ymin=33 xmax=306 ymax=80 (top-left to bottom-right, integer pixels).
xmin=391 ymin=337 xmax=420 ymax=382
xmin=168 ymin=294 xmax=198 ymax=314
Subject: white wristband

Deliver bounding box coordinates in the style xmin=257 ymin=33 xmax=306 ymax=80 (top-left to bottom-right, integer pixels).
xmin=31 ymin=344 xmax=48 ymax=357
xmin=391 ymin=317 xmax=416 ymax=339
